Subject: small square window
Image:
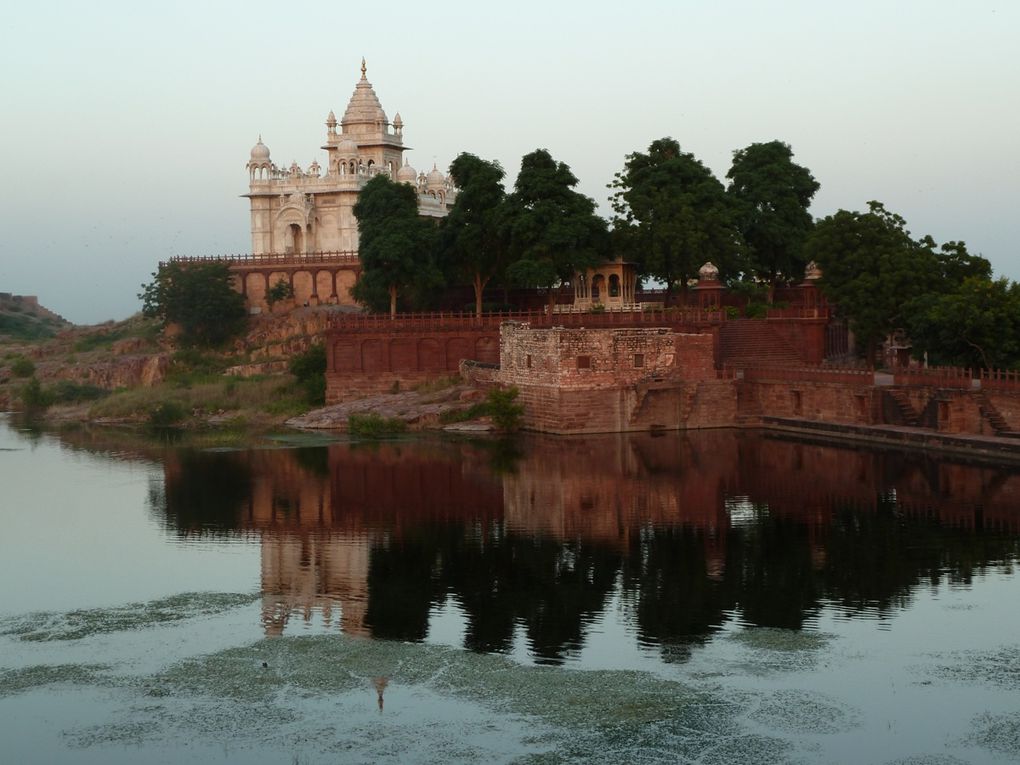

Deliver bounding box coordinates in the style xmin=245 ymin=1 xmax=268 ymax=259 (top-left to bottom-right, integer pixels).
xmin=577 ymin=355 xmax=591 ymax=369
xmin=633 ymin=353 xmax=645 ymax=368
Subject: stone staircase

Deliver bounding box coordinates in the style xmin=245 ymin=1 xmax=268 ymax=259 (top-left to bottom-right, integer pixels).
xmin=629 ymin=380 xmax=697 ymax=428
xmin=973 ymin=391 xmax=1020 ymax=438
xmin=719 ymin=321 xmax=804 ymax=367
xmin=883 ymin=388 xmax=920 ymax=426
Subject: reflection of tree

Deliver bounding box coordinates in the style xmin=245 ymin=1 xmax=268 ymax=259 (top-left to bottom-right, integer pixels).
xmin=621 ymin=527 xmax=733 ymax=660
xmin=140 ymin=431 xmax=1020 ymax=662
xmin=153 ymin=450 xmax=253 ymax=535
xmin=731 ymin=516 xmax=821 ymax=630
xmin=365 ymin=527 xmax=622 ymax=664
xmin=821 ymin=498 xmax=1020 ymax=613
xmin=292 ymin=445 xmax=330 ymax=477
xmin=365 ymin=534 xmax=441 ymax=642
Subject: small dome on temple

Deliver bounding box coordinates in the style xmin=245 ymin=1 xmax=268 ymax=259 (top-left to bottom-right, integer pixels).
xmin=396 ymin=159 xmax=416 ymax=183
xmin=336 ymin=137 xmax=359 ymax=154
xmin=698 ymin=261 xmax=720 ymax=281
xmin=250 ymin=137 xmax=271 ymax=161
xmin=326 ymin=110 xmax=337 ymax=125
xmin=393 ymin=112 xmax=403 ymax=127
xmin=426 ymin=163 xmax=445 ymax=187
xmin=804 ymin=261 xmax=822 ymax=280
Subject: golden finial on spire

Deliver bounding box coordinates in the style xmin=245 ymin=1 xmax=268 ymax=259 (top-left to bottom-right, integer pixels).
xmin=361 ymin=57 xmax=367 ymax=79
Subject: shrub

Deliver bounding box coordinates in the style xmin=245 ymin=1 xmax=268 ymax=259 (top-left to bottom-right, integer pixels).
xmin=10 ymin=356 xmax=35 ymax=378
xmin=347 ymin=413 xmax=407 ymax=438
xmin=266 ymin=278 xmax=295 ymax=307
xmin=487 ymin=386 xmax=524 ymax=431
xmin=438 ymin=402 xmax=489 ymax=424
xmin=20 ymin=377 xmax=55 ymax=410
xmin=148 ymin=401 xmax=187 ymax=427
xmin=73 ymin=327 xmax=129 ymax=352
xmin=288 ymin=344 xmax=326 ymax=405
xmin=744 ymin=302 xmax=768 ymax=319
xmin=50 ymin=380 xmax=108 ymax=403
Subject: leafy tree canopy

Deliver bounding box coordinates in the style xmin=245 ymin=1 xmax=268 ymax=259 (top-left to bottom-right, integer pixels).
xmin=139 ymin=261 xmax=246 ymax=347
xmin=439 ymin=153 xmax=508 ymax=316
xmin=905 ymin=276 xmax=1020 ymax=370
xmin=726 ymin=140 xmax=820 ymax=289
xmin=805 ymin=201 xmax=992 ymax=360
xmin=503 ymin=149 xmax=607 ymax=308
xmin=611 ymin=138 xmax=743 ymax=292
xmin=353 ymin=175 xmax=439 ymax=316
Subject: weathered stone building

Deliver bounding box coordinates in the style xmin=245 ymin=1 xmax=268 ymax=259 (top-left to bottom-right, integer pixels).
xmin=204 ymin=60 xmax=456 ymax=311
xmin=244 ymin=59 xmax=455 ymax=258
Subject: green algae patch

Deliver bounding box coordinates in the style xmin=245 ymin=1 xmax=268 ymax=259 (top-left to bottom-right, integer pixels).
xmin=0 ymin=663 xmax=110 ymax=697
xmin=964 ymin=712 xmax=1020 ymax=759
xmin=728 ymin=627 xmax=833 ymax=653
xmin=105 ymin=635 xmax=788 ymax=764
xmin=722 ymin=627 xmax=835 ymax=675
xmin=925 ymin=646 xmax=1020 ymax=691
xmin=748 ymin=689 xmax=861 ymax=735
xmin=0 ymin=592 xmax=259 ymax=642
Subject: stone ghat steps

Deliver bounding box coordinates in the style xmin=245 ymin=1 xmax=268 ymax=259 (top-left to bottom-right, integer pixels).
xmin=719 ymin=321 xmax=804 ymax=366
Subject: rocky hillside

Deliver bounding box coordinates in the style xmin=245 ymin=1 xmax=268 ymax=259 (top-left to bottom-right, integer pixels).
xmin=0 ymin=293 xmax=70 ymax=341
xmin=0 ymin=306 xmax=341 ymax=416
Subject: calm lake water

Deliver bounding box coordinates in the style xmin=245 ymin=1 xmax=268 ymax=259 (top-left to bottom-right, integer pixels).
xmin=1 ymin=414 xmax=1019 ymax=764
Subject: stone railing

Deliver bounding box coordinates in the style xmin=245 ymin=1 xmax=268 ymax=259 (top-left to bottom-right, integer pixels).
xmin=327 ymin=307 xmax=740 ymax=332
xmin=893 ymin=365 xmax=1020 ymax=391
xmin=166 ymin=251 xmax=360 ymax=267
xmin=733 ymin=365 xmax=875 ymax=385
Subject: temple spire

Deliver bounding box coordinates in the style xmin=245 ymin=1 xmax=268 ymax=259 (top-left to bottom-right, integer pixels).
xmin=361 ymin=57 xmax=367 ymax=80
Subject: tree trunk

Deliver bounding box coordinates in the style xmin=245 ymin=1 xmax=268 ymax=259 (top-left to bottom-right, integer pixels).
xmin=473 ymin=273 xmax=490 ymax=318
xmin=389 ymin=286 xmax=397 ymax=318
xmin=547 ymin=287 xmax=557 ymax=316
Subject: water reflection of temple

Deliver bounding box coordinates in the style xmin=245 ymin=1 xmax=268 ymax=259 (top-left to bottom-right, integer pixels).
xmin=154 ymin=432 xmax=1020 ymax=661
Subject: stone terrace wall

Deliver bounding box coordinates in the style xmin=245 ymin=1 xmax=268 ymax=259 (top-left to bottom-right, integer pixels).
xmin=326 ymin=327 xmax=499 ymax=403
xmin=498 ymin=325 xmax=726 ymax=434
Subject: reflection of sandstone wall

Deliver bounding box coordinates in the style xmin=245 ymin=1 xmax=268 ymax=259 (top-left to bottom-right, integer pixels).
xmin=261 ymin=533 xmax=370 ymax=637
xmin=247 ymin=453 xmax=332 ymax=529
xmin=503 ymin=432 xmax=736 ymax=550
xmin=330 ymin=443 xmax=504 ymax=531
xmin=739 ymin=435 xmax=1020 ymax=532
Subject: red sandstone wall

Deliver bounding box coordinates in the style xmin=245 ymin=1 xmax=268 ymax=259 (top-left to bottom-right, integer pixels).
xmin=326 ymin=329 xmax=499 ymax=403
xmin=743 ymin=380 xmax=875 ymax=424
xmin=499 ymin=324 xmax=700 ymax=388
xmin=500 ymin=326 xmax=723 ymax=434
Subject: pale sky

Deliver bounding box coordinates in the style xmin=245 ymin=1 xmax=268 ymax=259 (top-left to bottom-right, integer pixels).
xmin=1 ymin=0 xmax=1017 ymax=324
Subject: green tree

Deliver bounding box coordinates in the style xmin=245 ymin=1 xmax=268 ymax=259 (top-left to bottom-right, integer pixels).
xmin=806 ymin=202 xmax=930 ymax=360
xmin=805 ymin=202 xmax=991 ymax=362
xmin=440 ymin=153 xmax=508 ymax=316
xmin=905 ymin=276 xmax=1020 ymax=369
xmin=503 ymin=149 xmax=607 ymax=312
xmin=353 ymin=175 xmax=437 ymax=317
xmin=139 ymin=261 xmax=246 ymax=347
xmin=611 ymin=138 xmax=742 ymax=294
xmin=726 ymin=140 xmax=820 ymax=294
xmin=266 ymin=278 xmax=294 ymax=307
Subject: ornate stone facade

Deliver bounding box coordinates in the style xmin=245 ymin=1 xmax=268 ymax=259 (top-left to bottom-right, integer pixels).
xmin=244 ymin=59 xmax=456 ymax=257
